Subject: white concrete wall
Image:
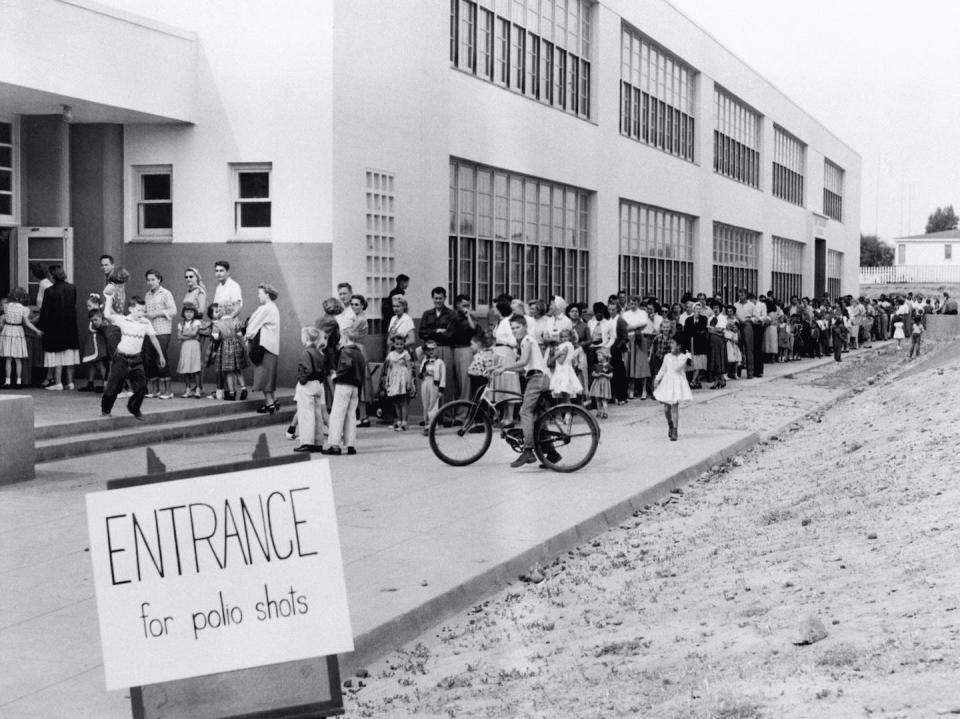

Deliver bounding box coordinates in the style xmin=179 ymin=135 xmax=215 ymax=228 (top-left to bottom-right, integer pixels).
xmin=0 ymin=0 xmax=195 ymax=122
xmin=116 ymin=0 xmax=334 ymax=247
xmin=897 ymin=241 xmax=957 ymax=266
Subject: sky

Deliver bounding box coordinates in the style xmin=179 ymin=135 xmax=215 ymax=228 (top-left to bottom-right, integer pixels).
xmin=667 ymin=0 xmax=960 ymax=242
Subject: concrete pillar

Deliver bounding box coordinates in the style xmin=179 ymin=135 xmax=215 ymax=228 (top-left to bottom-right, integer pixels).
xmin=0 ymin=395 xmax=35 ymax=484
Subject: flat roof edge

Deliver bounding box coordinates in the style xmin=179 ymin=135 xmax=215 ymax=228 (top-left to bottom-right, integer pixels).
xmin=56 ymin=0 xmax=197 ymax=41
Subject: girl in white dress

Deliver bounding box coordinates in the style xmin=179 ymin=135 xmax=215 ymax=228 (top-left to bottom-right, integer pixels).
xmin=652 ymin=338 xmax=692 ymax=442
xmin=0 ymin=288 xmax=43 ymax=386
xmin=549 ymin=329 xmax=583 ymax=401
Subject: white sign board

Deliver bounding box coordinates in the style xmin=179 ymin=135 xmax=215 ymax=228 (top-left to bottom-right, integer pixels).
xmin=86 ymin=461 xmax=353 ymax=690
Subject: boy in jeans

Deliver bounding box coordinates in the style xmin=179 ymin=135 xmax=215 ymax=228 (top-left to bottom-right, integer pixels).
xmin=102 ymin=295 xmax=166 ymax=419
xmin=491 ymin=315 xmax=560 ymax=468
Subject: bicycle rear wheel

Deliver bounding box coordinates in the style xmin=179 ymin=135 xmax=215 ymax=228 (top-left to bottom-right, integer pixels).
xmin=533 ymin=403 xmax=600 ymax=472
xmin=429 ymin=400 xmax=493 ymax=466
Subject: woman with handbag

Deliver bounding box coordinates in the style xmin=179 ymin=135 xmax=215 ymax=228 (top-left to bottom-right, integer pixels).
xmin=244 ymin=283 xmax=280 ymax=414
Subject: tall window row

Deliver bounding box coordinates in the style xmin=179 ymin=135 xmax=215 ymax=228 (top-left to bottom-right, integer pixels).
xmin=823 ymin=159 xmax=844 ymax=222
xmin=620 ymin=23 xmax=696 ymax=161
xmin=449 ymin=158 xmax=589 ymax=306
xmin=713 ymin=87 xmax=760 ymax=187
xmin=772 ymin=126 xmax=805 ymax=206
xmin=0 ymin=120 xmax=15 ymax=221
xmin=771 ymin=235 xmax=803 ymax=301
xmin=712 ymin=222 xmax=759 ymax=303
xmin=827 ymin=249 xmax=843 ymax=299
xmin=365 ymin=170 xmax=397 ymax=335
xmin=618 ymin=200 xmax=695 ymax=304
xmin=451 ymin=0 xmax=592 ymax=120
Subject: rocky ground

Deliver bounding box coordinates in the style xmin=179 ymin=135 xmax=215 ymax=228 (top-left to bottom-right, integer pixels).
xmin=344 ymin=339 xmax=960 ymax=718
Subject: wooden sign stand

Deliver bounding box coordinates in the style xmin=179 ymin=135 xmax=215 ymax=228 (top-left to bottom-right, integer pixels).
xmin=107 ymin=448 xmax=345 ymax=719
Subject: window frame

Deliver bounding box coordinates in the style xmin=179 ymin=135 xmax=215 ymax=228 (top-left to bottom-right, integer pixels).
xmin=231 ymin=162 xmax=273 ymax=240
xmin=0 ymin=116 xmax=20 ymax=226
xmin=132 ymin=164 xmax=173 ymax=240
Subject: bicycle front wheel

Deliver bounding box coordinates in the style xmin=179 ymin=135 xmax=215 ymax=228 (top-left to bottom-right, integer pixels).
xmin=533 ymin=403 xmax=600 ymax=473
xmin=429 ymin=400 xmax=493 ymax=467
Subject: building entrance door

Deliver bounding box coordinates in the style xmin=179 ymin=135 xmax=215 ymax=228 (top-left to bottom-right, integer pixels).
xmin=814 ymin=238 xmax=826 ymax=300
xmin=17 ymin=226 xmax=73 ymax=305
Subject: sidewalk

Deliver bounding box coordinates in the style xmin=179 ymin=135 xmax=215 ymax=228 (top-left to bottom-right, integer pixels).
xmin=0 ymin=345 xmax=901 ymax=718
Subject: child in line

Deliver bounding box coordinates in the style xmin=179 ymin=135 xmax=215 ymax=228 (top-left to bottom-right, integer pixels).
xmin=80 ymin=310 xmax=119 ymax=392
xmin=0 ymin=287 xmax=43 ymax=387
xmin=466 ymin=331 xmax=496 ymax=398
xmin=293 ymin=327 xmax=327 ymax=453
xmin=832 ymin=316 xmax=848 ymax=362
xmin=892 ymin=315 xmax=905 ymax=350
xmin=209 ymin=302 xmax=247 ymax=400
xmin=382 ymin=333 xmax=415 ymax=431
xmin=79 ymin=294 xmax=104 ymax=391
xmin=909 ymin=314 xmax=924 ymax=359
xmin=322 ymin=329 xmax=365 ymax=455
xmin=418 ymin=340 xmax=446 ymax=435
xmin=550 ymin=328 xmax=583 ymax=402
xmin=589 ymin=347 xmax=613 ymax=419
xmin=177 ymin=302 xmax=203 ymax=397
xmin=102 ymin=295 xmax=165 ymax=420
xmin=778 ymin=319 xmax=793 ymax=363
xmin=652 ymin=338 xmax=692 ymax=441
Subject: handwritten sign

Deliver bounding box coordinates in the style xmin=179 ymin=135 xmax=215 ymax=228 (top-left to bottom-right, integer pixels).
xmin=86 ymin=461 xmax=353 ymax=690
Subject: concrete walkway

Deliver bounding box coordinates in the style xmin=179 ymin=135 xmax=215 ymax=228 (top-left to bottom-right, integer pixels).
xmin=0 ymin=346 xmax=898 ymax=718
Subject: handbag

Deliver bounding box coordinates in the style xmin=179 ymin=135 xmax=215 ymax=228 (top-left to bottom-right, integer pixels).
xmin=248 ymin=330 xmax=265 ymax=365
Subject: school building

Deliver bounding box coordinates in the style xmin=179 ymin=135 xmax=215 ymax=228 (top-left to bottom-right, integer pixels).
xmin=0 ymin=0 xmax=860 ymax=372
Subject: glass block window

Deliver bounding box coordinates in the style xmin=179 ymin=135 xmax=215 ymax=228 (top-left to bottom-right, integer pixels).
xmin=946 ymin=244 xmax=953 ymax=261
xmin=618 ymin=200 xmax=696 ymax=304
xmin=823 ymin=159 xmax=844 ymax=222
xmin=712 ymin=222 xmax=759 ymax=303
xmin=897 ymin=244 xmax=905 ymax=265
xmin=771 ymin=236 xmax=803 ymax=302
xmin=620 ymin=22 xmax=696 ymax=162
xmin=827 ymin=249 xmax=843 ymax=299
xmin=772 ymin=126 xmax=805 ymax=206
xmin=133 ymin=165 xmax=172 ymax=238
xmin=451 ymin=0 xmax=592 ymax=120
xmin=449 ymin=157 xmax=589 ymax=306
xmin=713 ymin=86 xmax=760 ymax=187
xmin=231 ymin=163 xmax=271 ymax=238
xmin=0 ymin=120 xmax=15 ymax=221
xmin=365 ymin=170 xmax=396 ymax=334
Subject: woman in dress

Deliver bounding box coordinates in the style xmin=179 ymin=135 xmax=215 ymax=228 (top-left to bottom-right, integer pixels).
xmin=348 ymin=294 xmax=372 ymax=427
xmin=182 ymin=267 xmax=209 ymax=395
xmin=243 ymin=283 xmax=280 ymax=414
xmin=705 ymin=302 xmax=728 ymax=389
xmin=489 ymin=299 xmax=521 ymax=420
xmin=763 ymin=298 xmax=781 ymax=362
xmin=386 ymin=295 xmax=416 ymax=353
xmin=621 ymin=295 xmax=651 ymax=399
xmin=682 ymin=302 xmax=708 ymax=389
xmin=38 ymin=265 xmax=80 ymax=391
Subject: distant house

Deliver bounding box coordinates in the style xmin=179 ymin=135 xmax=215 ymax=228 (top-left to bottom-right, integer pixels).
xmin=894 ymin=229 xmax=960 ymax=267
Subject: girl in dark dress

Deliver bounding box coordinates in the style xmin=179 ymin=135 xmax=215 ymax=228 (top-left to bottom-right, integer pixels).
xmin=682 ymin=303 xmax=708 ymax=389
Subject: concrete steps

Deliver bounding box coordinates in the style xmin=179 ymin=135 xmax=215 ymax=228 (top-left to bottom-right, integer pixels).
xmin=35 ymin=396 xmax=295 ymax=463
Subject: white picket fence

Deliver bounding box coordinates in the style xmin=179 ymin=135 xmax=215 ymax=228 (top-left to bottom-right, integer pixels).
xmin=859 ymin=265 xmax=960 ymax=284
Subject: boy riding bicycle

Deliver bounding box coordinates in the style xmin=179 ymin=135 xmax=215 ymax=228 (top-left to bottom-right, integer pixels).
xmin=491 ymin=314 xmax=561 ymax=468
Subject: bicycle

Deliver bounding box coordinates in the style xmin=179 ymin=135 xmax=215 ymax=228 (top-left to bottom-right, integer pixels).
xmin=428 ymin=384 xmax=600 ymax=472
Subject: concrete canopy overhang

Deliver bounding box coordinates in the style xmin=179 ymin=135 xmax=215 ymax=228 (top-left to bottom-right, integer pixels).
xmin=0 ymin=0 xmax=197 ymax=124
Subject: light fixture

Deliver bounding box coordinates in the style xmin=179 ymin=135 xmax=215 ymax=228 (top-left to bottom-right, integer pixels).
xmin=62 ymin=104 xmax=73 ymax=123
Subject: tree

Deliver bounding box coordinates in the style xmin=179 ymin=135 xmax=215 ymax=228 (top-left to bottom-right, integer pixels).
xmin=860 ymin=234 xmax=894 ymax=266
xmin=925 ymin=205 xmax=959 ymax=233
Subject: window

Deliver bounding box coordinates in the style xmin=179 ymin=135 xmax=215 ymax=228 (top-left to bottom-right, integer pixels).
xmin=897 ymin=243 xmax=906 ymax=265
xmin=449 ymin=157 xmax=589 ymax=306
xmin=946 ymin=244 xmax=953 ymax=261
xmin=231 ymin=164 xmax=271 ymax=238
xmin=0 ymin=119 xmax=16 ymax=223
xmin=827 ymin=249 xmax=843 ymax=299
xmin=714 ymin=87 xmax=760 ymax=188
xmin=619 ymin=200 xmax=696 ymax=304
xmin=712 ymin=222 xmax=759 ymax=303
xmin=771 ymin=236 xmax=803 ymax=301
xmin=823 ymin=159 xmax=844 ymax=222
xmin=133 ymin=165 xmax=172 ymax=239
xmin=450 ymin=0 xmax=592 ymax=120
xmin=620 ymin=23 xmax=696 ymax=162
xmin=365 ymin=170 xmax=396 ymax=335
xmin=772 ymin=126 xmax=805 ymax=206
